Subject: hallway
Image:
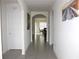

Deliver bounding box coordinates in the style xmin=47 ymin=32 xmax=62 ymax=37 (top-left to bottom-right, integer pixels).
xmin=1 ymin=0 xmax=79 ymax=59
xmin=25 ymin=35 xmax=57 ymax=59
xmin=3 ymin=35 xmax=57 ymax=59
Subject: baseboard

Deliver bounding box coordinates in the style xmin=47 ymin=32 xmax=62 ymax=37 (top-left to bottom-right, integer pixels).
xmin=22 ymin=49 xmax=25 ymax=55
xmin=53 ymin=46 xmax=59 ymax=59
xmin=2 ymin=50 xmax=9 ymax=55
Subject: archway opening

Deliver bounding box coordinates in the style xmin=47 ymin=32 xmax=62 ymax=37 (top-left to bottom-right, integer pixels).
xmin=32 ymin=14 xmax=48 ymax=43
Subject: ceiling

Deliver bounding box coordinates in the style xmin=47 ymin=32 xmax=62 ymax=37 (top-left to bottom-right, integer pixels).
xmin=3 ymin=0 xmax=54 ymax=11
xmin=25 ymin=0 xmax=54 ymax=11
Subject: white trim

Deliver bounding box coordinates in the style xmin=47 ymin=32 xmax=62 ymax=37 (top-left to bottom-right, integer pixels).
xmin=30 ymin=12 xmax=33 ymax=42
xmin=22 ymin=49 xmax=25 ymax=55
xmin=46 ymin=17 xmax=49 ymax=43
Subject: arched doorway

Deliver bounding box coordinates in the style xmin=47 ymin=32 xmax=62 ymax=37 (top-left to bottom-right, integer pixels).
xmin=32 ymin=14 xmax=48 ymax=43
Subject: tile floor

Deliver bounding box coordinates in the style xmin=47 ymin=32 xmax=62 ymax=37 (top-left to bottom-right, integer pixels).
xmin=3 ymin=35 xmax=57 ymax=59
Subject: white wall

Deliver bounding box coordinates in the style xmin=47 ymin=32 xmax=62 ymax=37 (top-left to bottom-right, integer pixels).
xmin=0 ymin=1 xmax=2 ymax=59
xmin=2 ymin=4 xmax=8 ymax=53
xmin=24 ymin=7 xmax=31 ymax=53
xmin=18 ymin=0 xmax=31 ymax=54
xmin=35 ymin=20 xmax=40 ymax=34
xmin=49 ymin=11 xmax=54 ymax=45
xmin=52 ymin=0 xmax=79 ymax=59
